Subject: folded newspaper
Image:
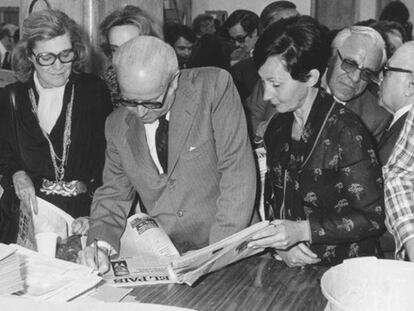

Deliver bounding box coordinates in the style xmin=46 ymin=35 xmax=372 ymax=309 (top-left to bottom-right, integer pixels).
xmin=105 ymin=213 xmax=270 ymax=286
xmin=16 ymin=196 xmax=74 ymax=252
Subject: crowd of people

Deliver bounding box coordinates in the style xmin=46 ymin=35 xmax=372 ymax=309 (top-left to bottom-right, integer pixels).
xmin=0 ymin=1 xmax=414 ymax=273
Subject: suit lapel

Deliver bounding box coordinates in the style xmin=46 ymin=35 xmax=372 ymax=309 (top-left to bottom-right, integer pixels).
xmin=378 ymin=112 xmax=408 ymax=149
xmin=168 ymin=74 xmax=198 ymax=176
xmin=125 ymin=111 xmax=159 ymax=173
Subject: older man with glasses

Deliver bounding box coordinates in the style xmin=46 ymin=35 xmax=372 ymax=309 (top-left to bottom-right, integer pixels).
xmin=381 ymin=42 xmax=414 ymax=261
xmin=80 ymin=36 xmax=257 ymax=274
xmin=324 ymin=26 xmax=391 ymax=143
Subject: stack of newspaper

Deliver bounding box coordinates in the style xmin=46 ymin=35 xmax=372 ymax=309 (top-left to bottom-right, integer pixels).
xmin=12 ymin=245 xmax=102 ymax=301
xmin=0 ymin=244 xmax=23 ymax=295
xmin=104 ymin=213 xmax=271 ymax=286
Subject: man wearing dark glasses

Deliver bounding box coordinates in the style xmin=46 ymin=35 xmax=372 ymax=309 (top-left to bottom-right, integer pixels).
xmin=378 ymin=42 xmax=414 ymax=166
xmin=225 ymin=10 xmax=260 ymax=104
xmin=383 ymin=41 xmax=414 ymax=262
xmin=325 ymin=26 xmax=391 ymax=143
xmin=82 ymin=36 xmax=256 ymax=274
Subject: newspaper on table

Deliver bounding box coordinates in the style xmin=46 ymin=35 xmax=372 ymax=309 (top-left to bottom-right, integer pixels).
xmin=10 ymin=244 xmax=102 ymax=301
xmin=105 ymin=213 xmax=270 ymax=286
xmin=16 ymin=197 xmax=74 ymax=252
xmin=0 ymin=244 xmax=24 ymax=295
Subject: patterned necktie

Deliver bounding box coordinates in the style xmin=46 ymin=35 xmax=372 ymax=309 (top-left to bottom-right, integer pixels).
xmin=2 ymin=51 xmax=11 ymax=70
xmin=155 ymin=115 xmax=169 ymax=173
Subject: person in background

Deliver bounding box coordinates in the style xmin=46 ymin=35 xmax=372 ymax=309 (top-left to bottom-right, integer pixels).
xmin=243 ymin=1 xmax=299 ymax=135
xmin=247 ymin=15 xmax=384 ymax=267
xmin=0 ymin=10 xmax=112 ymax=221
xmin=379 ymin=1 xmax=412 ymax=40
xmin=188 ymin=32 xmax=229 ymax=70
xmin=377 ymin=43 xmax=413 ymax=165
xmin=99 ymin=5 xmax=163 ymax=106
xmin=79 ymin=36 xmax=256 ymax=274
xmin=259 ymin=0 xmax=298 ymax=32
xmin=192 ymin=14 xmax=215 ymax=39
xmin=249 ymin=25 xmax=391 ymax=144
xmin=223 ymin=10 xmax=259 ymax=66
xmin=382 ymin=41 xmax=414 ymax=261
xmin=323 ymin=26 xmax=391 ymax=144
xmin=164 ymin=23 xmax=196 ymax=69
xmin=370 ymin=20 xmax=407 ymax=58
xmin=0 ymin=23 xmax=18 ymax=70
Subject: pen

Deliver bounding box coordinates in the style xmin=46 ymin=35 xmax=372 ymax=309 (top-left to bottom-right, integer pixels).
xmin=94 ymin=239 xmax=101 ymax=275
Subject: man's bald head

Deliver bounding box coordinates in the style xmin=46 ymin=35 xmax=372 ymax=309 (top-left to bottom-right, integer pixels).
xmin=113 ymin=36 xmax=179 ymax=99
xmin=392 ymin=41 xmax=414 ymax=70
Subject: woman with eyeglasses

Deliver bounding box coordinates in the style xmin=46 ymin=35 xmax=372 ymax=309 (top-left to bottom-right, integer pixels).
xmin=247 ymin=16 xmax=384 ymax=267
xmin=0 ymin=10 xmax=112 ymax=226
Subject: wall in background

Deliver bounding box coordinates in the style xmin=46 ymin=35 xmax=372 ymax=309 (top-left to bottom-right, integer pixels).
xmin=192 ymin=0 xmax=311 ymax=18
xmin=192 ymin=0 xmax=413 ymax=35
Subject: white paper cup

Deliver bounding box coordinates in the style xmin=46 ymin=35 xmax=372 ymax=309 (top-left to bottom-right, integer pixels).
xmin=35 ymin=232 xmax=58 ymax=258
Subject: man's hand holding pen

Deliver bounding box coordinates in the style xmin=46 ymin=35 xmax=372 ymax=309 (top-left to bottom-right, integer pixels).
xmin=78 ymin=241 xmax=111 ymax=275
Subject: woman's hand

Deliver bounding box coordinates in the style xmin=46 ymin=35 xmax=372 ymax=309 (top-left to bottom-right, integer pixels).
xmin=72 ymin=217 xmax=90 ymax=235
xmin=248 ymin=219 xmax=311 ymax=250
xmin=12 ymin=170 xmax=38 ymax=214
xmin=277 ymin=243 xmax=320 ymax=267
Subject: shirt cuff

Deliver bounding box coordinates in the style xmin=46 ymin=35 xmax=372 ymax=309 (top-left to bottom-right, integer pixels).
xmin=94 ymin=240 xmax=117 ymax=257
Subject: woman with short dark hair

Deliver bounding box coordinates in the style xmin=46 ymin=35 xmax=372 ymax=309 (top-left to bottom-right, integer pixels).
xmin=248 ymin=16 xmax=384 ymax=267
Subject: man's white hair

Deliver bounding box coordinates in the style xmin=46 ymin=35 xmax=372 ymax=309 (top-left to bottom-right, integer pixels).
xmin=113 ymin=35 xmax=179 ymax=86
xmin=331 ymin=26 xmax=387 ymax=69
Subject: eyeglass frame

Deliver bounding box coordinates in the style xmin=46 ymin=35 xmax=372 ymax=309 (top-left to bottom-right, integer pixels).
xmin=231 ymin=31 xmax=252 ymax=44
xmin=116 ymin=72 xmax=179 ymax=109
xmin=382 ymin=65 xmax=414 ymax=76
xmin=336 ymin=50 xmax=379 ymax=84
xmin=31 ymin=48 xmax=77 ymax=67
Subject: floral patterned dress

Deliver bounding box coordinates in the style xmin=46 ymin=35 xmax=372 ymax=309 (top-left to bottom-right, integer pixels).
xmin=264 ymin=89 xmax=385 ymax=266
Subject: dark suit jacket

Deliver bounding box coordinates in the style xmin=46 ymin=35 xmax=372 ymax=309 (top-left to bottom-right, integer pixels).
xmin=244 ymin=80 xmax=277 ymax=138
xmin=377 ymin=112 xmax=408 ymax=166
xmin=346 ymin=89 xmax=392 ymax=144
xmin=229 ymin=57 xmax=259 ymax=103
xmin=88 ymin=68 xmax=257 ymax=253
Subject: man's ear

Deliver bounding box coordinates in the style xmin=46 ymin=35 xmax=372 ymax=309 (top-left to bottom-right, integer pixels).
xmin=305 ymin=69 xmax=320 ymax=87
xmin=406 ymin=75 xmax=414 ymax=97
xmin=250 ymin=28 xmax=258 ymax=38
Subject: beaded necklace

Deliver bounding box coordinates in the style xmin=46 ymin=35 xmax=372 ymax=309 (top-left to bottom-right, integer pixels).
xmin=28 ymin=84 xmax=74 ymax=195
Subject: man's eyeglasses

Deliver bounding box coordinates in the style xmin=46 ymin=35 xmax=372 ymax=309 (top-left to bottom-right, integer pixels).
xmin=382 ymin=65 xmax=413 ymax=77
xmin=337 ymin=50 xmax=379 ymax=83
xmin=31 ymin=48 xmax=77 ymax=66
xmin=116 ymin=73 xmax=178 ymax=109
xmin=231 ymin=32 xmax=251 ymax=44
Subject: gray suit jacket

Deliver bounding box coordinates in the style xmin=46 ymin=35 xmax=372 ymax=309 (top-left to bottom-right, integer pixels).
xmin=88 ymin=67 xmax=257 ymax=252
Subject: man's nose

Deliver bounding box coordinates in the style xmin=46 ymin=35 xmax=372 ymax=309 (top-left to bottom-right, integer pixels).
xmin=348 ymin=69 xmax=361 ymax=83
xmin=184 ymin=49 xmax=191 ymax=57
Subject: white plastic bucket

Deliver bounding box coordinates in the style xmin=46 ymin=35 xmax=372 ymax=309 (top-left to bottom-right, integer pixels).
xmin=321 ymin=257 xmax=414 ymax=311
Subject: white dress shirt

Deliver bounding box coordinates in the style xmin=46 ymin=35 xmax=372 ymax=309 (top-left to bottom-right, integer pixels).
xmin=389 ymin=104 xmax=412 ymax=129
xmin=143 ymin=112 xmax=170 ymax=175
xmin=0 ymin=41 xmax=7 ymax=65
